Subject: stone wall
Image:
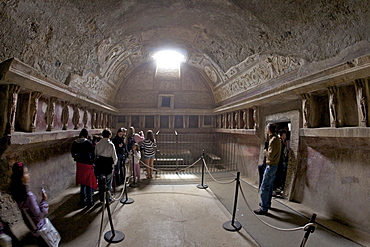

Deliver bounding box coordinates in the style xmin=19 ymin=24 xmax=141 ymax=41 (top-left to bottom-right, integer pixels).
xmin=115 ymin=63 xmax=214 ymax=109
xmin=296 ymin=136 xmax=370 ymax=233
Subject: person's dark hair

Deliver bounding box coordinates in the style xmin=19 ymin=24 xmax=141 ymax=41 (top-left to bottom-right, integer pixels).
xmin=278 ymin=129 xmax=287 ymax=135
xmin=267 ymin=123 xmax=277 ymax=134
xmin=115 ymin=127 xmax=126 ymax=138
xmin=146 ymin=130 xmax=154 ymax=142
xmin=79 ymin=128 xmax=88 ymax=138
xmin=102 ymin=128 xmax=112 ymax=138
xmin=92 ymin=135 xmax=102 ymax=143
xmin=10 ymin=162 xmax=28 ymax=203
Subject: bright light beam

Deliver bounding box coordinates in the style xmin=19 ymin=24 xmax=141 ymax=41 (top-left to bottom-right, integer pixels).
xmin=153 ymin=50 xmax=185 ymax=69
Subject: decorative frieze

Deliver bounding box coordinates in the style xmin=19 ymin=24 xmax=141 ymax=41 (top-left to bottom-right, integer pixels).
xmin=214 ymin=55 xmax=303 ymax=103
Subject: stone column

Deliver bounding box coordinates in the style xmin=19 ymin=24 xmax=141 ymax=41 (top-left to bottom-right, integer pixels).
xmin=183 ymin=115 xmax=189 ymax=129
xmin=328 ymin=86 xmax=339 ymax=128
xmin=354 ymin=79 xmax=367 ymax=127
xmin=301 ymin=93 xmax=311 ymax=128
xmin=61 ymin=101 xmax=70 ymax=130
xmin=154 ymin=115 xmax=160 ymax=129
xmin=139 ymin=115 xmax=145 ymax=129
xmin=169 ymin=115 xmax=174 ymax=129
xmin=46 ymin=97 xmax=58 ymax=131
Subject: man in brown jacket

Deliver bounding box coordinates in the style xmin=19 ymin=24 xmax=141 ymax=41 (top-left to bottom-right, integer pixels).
xmin=254 ymin=123 xmax=281 ymax=215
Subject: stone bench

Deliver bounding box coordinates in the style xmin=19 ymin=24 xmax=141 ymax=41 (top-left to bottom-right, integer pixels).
xmin=204 ymin=153 xmax=221 ymax=164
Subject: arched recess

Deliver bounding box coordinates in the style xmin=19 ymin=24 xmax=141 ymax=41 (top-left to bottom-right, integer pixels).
xmin=114 ymin=62 xmax=215 ymax=111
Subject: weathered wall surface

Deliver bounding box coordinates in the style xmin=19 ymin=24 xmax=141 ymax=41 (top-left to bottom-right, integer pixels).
xmin=295 ymin=136 xmax=370 ymax=233
xmin=234 ymin=134 xmax=260 ymax=181
xmin=0 ymin=138 xmax=76 ymax=227
xmin=115 ymin=63 xmax=214 ymax=109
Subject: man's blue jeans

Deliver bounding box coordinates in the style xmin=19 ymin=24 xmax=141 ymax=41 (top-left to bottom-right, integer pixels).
xmin=260 ymin=164 xmax=278 ymax=211
xmin=80 ymin=184 xmax=93 ymax=206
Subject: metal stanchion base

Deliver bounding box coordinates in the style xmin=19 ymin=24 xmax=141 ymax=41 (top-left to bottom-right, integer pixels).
xmin=222 ymin=221 xmax=242 ymax=231
xmin=197 ymin=184 xmax=208 ymax=189
xmin=129 ymin=183 xmax=140 ymax=188
xmin=120 ymin=197 xmax=134 ymax=204
xmin=104 ymin=230 xmax=125 ymax=243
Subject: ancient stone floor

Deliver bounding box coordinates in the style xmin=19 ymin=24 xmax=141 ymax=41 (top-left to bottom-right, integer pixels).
xmin=15 ymin=172 xmax=369 ymax=247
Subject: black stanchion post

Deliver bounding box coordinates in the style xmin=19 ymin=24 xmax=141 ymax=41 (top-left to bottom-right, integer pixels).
xmin=130 ymin=152 xmax=139 ymax=188
xmin=197 ymin=150 xmax=208 ymax=189
xmin=300 ymin=213 xmax=317 ymax=247
xmin=103 ymin=177 xmax=125 ymax=243
xmin=223 ymin=172 xmax=242 ymax=231
xmin=120 ymin=161 xmax=134 ymax=204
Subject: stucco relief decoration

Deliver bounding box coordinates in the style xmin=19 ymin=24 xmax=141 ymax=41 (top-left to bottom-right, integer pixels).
xmin=204 ymin=66 xmax=218 ymax=85
xmin=97 ymin=38 xmax=126 ymax=77
xmin=71 ymin=74 xmax=115 ymax=100
xmin=214 ymin=55 xmax=303 ymax=103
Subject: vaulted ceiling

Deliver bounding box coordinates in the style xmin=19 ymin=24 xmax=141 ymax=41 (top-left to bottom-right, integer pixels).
xmin=0 ymin=0 xmax=369 ymax=107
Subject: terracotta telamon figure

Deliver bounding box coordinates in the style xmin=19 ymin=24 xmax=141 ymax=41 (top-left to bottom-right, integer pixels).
xmin=8 ymin=85 xmax=20 ymax=133
xmin=234 ymin=111 xmax=239 ymax=129
xmin=301 ymin=94 xmax=310 ymax=128
xmin=328 ymin=87 xmax=338 ymax=127
xmin=243 ymin=110 xmax=247 ymax=129
xmin=46 ymin=97 xmax=57 ymax=131
xmin=30 ymin=92 xmax=41 ymax=132
xmin=61 ymin=102 xmax=70 ymax=130
xmin=72 ymin=105 xmax=80 ymax=130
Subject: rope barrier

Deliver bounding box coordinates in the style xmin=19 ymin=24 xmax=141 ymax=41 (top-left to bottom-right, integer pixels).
xmin=238 ymin=183 xmax=317 ymax=232
xmin=139 ymin=157 xmax=202 ymax=173
xmin=202 ymin=158 xmax=236 ymax=184
xmin=107 ymin=172 xmax=131 ymax=201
